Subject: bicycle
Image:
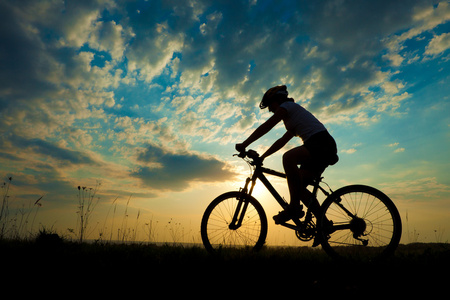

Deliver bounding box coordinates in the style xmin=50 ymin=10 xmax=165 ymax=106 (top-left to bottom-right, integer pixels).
xmin=201 ymin=149 xmax=402 ymax=260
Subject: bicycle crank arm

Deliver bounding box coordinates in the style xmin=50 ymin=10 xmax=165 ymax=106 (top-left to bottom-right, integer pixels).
xmin=279 ymin=222 xmax=298 ymax=231
xmin=278 ymin=218 xmax=306 ymax=231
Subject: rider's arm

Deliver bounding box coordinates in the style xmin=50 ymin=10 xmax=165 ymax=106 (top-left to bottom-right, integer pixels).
xmin=238 ymin=107 xmax=287 ymax=150
xmin=261 ymin=130 xmax=294 ymax=160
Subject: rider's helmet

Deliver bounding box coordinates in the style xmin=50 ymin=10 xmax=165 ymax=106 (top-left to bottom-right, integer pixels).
xmin=259 ymin=85 xmax=289 ymax=109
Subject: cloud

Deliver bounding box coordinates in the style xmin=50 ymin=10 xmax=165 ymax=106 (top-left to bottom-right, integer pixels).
xmin=132 ymin=144 xmax=237 ymax=191
xmin=0 ymin=133 xmax=98 ymax=169
xmin=88 ymin=20 xmax=133 ymax=61
xmin=387 ymin=142 xmax=405 ymax=153
xmin=424 ymin=32 xmax=450 ymax=57
xmin=341 ymin=148 xmax=357 ymax=154
xmin=10 ymin=137 xmax=97 ymax=166
xmin=131 ymin=0 xmax=448 ymax=134
xmin=380 ymin=177 xmax=450 ymax=202
xmin=0 ymin=134 xmax=101 ymax=205
xmin=0 ymin=0 xmax=123 ymax=144
xmin=382 ymin=1 xmax=450 ymax=65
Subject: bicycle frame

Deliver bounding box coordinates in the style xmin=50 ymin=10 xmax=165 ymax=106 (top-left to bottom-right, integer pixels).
xmin=230 ymin=161 xmax=331 ymax=231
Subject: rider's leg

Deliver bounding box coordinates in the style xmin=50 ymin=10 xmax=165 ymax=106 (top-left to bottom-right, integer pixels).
xmin=298 ymin=169 xmax=321 ymax=217
xmin=282 ymin=146 xmax=311 ymax=208
xmin=284 ymin=148 xmax=323 ymax=217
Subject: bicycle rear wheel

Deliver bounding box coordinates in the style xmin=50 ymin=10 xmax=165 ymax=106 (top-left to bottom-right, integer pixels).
xmin=318 ymin=185 xmax=402 ymax=261
xmin=201 ymin=191 xmax=268 ymax=253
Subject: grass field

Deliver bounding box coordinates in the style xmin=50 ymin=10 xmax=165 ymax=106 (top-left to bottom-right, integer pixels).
xmin=1 ymin=236 xmax=448 ymax=297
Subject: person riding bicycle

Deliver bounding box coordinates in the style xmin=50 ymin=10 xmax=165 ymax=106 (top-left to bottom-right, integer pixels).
xmin=235 ymin=85 xmax=338 ymax=224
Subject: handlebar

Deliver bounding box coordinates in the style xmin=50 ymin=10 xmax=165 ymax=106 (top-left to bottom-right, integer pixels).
xmin=234 ymin=149 xmax=263 ymax=166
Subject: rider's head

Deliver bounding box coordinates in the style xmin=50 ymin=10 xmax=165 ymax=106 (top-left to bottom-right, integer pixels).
xmin=259 ymin=85 xmax=289 ymax=109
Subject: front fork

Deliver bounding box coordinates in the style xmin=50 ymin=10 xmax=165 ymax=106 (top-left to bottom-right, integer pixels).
xmin=229 ymin=177 xmax=254 ymax=230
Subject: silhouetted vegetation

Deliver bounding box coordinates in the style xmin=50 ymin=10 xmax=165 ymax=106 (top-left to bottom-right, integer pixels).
xmin=1 ymin=236 xmax=448 ymax=297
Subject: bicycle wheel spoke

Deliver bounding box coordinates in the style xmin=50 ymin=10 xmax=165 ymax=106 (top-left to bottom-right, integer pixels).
xmin=201 ymin=192 xmax=267 ymax=251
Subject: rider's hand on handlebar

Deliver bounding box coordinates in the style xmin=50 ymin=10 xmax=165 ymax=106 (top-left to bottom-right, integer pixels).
xmin=235 ymin=143 xmax=246 ymax=153
xmin=246 ymin=149 xmax=263 ymax=166
xmin=252 ymin=156 xmax=263 ymax=166
xmin=234 ymin=145 xmax=264 ymax=166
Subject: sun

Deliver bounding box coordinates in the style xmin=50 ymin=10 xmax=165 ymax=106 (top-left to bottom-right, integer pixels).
xmin=248 ymin=180 xmax=266 ymax=199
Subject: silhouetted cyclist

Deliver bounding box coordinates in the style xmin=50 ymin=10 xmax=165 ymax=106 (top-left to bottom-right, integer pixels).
xmin=236 ymin=85 xmax=338 ymax=224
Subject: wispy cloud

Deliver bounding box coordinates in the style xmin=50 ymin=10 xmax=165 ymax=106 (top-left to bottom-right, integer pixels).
xmin=387 ymin=142 xmax=406 ymax=153
xmin=341 ymin=148 xmax=357 ymax=154
xmin=424 ymin=32 xmax=450 ymax=58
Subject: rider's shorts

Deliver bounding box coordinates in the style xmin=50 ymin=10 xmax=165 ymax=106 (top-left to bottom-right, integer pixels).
xmin=301 ymin=130 xmax=338 ymax=176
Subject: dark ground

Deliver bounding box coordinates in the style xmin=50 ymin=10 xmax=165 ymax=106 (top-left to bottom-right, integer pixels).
xmin=1 ymin=239 xmax=448 ymax=297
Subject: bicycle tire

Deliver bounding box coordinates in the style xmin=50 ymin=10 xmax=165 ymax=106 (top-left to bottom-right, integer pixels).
xmin=318 ymin=185 xmax=402 ymax=261
xmin=201 ymin=191 xmax=268 ymax=253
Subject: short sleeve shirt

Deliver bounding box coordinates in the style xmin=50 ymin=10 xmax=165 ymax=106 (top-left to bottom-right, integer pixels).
xmin=280 ymin=101 xmax=326 ymax=142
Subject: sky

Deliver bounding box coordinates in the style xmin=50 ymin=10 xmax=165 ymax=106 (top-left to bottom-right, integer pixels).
xmin=0 ymin=0 xmax=449 ymax=245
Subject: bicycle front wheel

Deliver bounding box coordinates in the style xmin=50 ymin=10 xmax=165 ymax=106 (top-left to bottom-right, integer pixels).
xmin=201 ymin=192 xmax=268 ymax=253
xmin=318 ymin=185 xmax=402 ymax=261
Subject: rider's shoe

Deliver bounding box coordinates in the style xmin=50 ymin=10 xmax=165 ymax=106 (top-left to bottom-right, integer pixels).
xmin=273 ymin=205 xmax=304 ymax=224
xmin=273 ymin=210 xmax=290 ymax=224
